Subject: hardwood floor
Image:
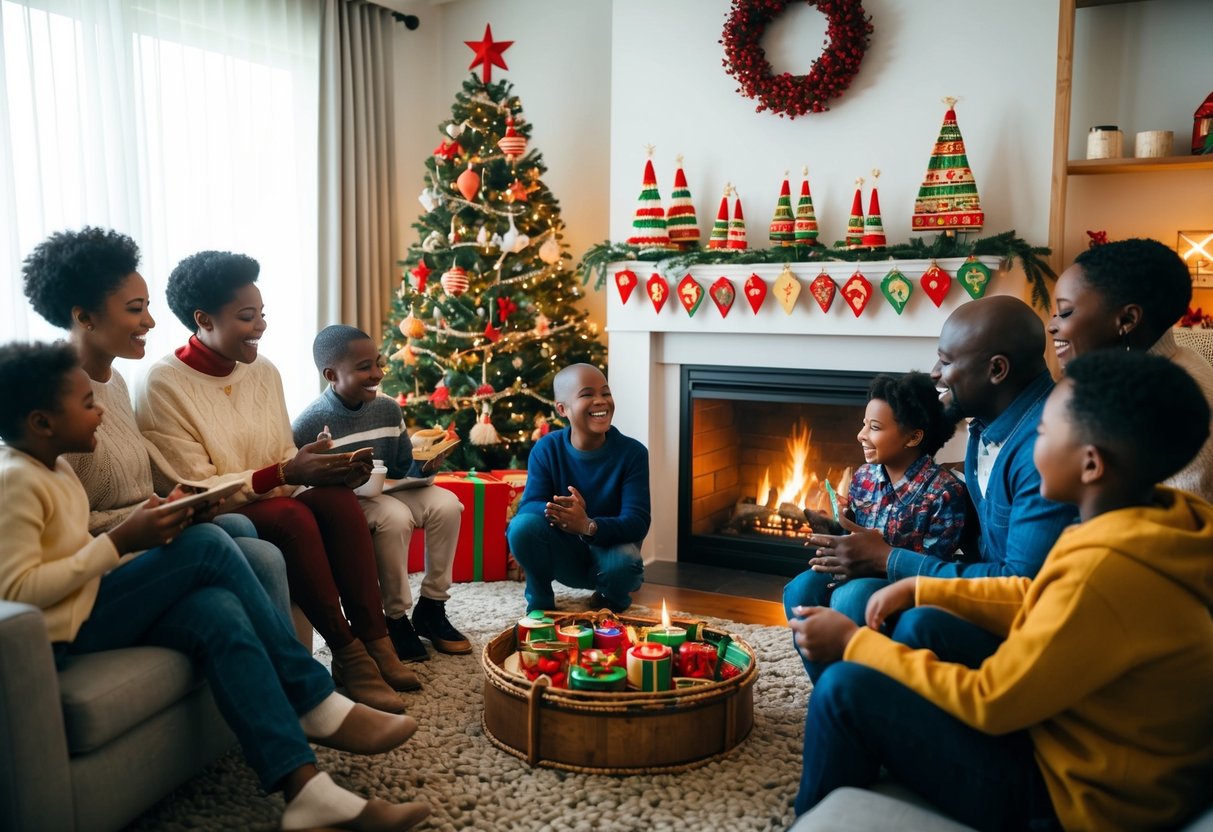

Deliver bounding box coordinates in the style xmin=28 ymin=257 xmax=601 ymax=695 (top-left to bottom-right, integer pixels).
xmin=634 ymin=582 xmax=788 ymax=628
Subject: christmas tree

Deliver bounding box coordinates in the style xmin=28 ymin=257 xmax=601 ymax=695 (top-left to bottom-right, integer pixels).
xmin=380 ymin=65 xmax=605 ymax=471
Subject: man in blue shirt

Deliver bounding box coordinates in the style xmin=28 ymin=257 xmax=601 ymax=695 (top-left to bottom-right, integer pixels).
xmin=784 ymin=296 xmax=1078 ymax=675
xmin=507 ymin=363 xmax=651 ymax=613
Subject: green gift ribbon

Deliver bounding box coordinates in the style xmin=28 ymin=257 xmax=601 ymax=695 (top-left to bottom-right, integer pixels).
xmin=467 ymin=471 xmax=485 ymax=581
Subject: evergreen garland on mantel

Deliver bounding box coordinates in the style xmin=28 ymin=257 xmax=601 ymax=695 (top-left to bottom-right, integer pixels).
xmin=579 ymin=231 xmax=1055 ymax=311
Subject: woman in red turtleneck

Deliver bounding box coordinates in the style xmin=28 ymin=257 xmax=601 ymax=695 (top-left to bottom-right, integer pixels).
xmin=135 ymin=250 xmax=418 ymax=714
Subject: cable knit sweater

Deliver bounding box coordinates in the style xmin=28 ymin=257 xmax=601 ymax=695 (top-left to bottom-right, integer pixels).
xmin=0 ymin=446 xmax=120 ymax=642
xmin=1151 ymin=329 xmax=1213 ymax=501
xmin=134 ymin=353 xmax=297 ymax=508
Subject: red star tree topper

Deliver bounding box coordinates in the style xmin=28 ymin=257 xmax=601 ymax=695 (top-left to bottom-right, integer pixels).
xmin=465 ymin=24 xmax=513 ymax=84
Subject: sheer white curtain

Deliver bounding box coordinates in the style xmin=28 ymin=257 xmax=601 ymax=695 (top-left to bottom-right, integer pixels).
xmin=0 ymin=0 xmax=322 ymax=413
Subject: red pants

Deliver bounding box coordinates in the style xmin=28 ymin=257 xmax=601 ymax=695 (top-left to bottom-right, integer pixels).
xmin=236 ymin=487 xmax=385 ymax=648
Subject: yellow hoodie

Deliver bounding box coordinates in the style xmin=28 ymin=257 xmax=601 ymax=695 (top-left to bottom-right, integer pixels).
xmin=845 ymin=487 xmax=1213 ymax=830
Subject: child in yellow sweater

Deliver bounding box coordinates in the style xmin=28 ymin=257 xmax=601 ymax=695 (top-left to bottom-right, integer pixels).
xmin=790 ymin=349 xmax=1213 ymax=830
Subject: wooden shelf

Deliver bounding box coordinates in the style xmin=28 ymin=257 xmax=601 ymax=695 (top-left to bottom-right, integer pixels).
xmin=1068 ymin=155 xmax=1213 ymax=176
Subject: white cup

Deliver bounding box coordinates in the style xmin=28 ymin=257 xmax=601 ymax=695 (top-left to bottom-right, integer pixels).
xmin=354 ymin=463 xmax=388 ymax=498
xmin=1134 ymin=130 xmax=1173 ymax=158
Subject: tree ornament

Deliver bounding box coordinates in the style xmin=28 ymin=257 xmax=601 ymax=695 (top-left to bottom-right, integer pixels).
xmin=409 ymin=261 xmax=431 ymax=293
xmin=395 ymin=391 xmax=409 ymax=407
xmin=446 ymin=121 xmax=465 ymax=138
xmin=456 ymin=164 xmax=481 ymax=201
xmin=710 ymin=276 xmax=736 ymax=318
xmin=708 ymin=185 xmax=730 ymax=250
xmin=465 ymin=23 xmax=513 ymax=84
xmin=957 ymin=256 xmax=993 ymax=299
xmin=538 ymin=234 xmax=561 ymax=264
xmin=512 ymin=356 xmax=524 ymax=369
xmin=727 ymin=194 xmax=748 ymax=250
xmin=533 ymin=312 xmax=551 ymax=337
xmin=475 ymin=381 xmax=495 ymax=397
xmin=483 ymin=321 xmax=502 ymax=342
xmin=862 ymin=169 xmax=886 ymax=248
xmin=418 ymin=188 xmax=437 ymax=211
xmin=912 ymin=98 xmax=984 ymax=232
xmin=647 ymin=273 xmax=670 ymax=314
xmin=440 ymin=265 xmax=469 ymax=297
xmin=666 ymin=154 xmax=700 ymax=250
xmin=476 ymin=307 xmax=486 ymax=317
xmin=794 ymin=166 xmax=820 ymax=245
xmin=721 ymin=0 xmax=873 ymax=118
xmin=614 ymin=269 xmax=638 ymax=304
xmin=421 ymin=230 xmax=444 ymax=252
xmin=497 ymin=295 xmax=518 ymax=324
xmin=841 ymin=270 xmax=873 ymax=317
xmin=768 ymin=173 xmax=795 ymax=246
xmin=497 ymin=115 xmax=527 ymax=160
xmin=809 ymin=271 xmax=837 ymax=313
xmin=531 ymin=414 xmax=550 ymax=441
xmin=470 ymin=404 xmax=502 ymax=446
xmin=433 ymin=139 xmax=462 ymax=163
xmin=920 ymin=261 xmax=952 ymax=307
xmin=846 ymin=176 xmax=865 ymax=248
xmin=476 ymin=224 xmax=490 ymax=246
xmin=429 ymin=379 xmax=452 ymax=409
xmin=626 ymin=148 xmax=673 ymax=249
xmin=399 ymin=314 xmax=426 ymax=339
xmin=678 ymin=274 xmax=705 ymax=317
xmin=773 ymin=264 xmax=801 ymax=314
xmin=500 ymin=213 xmax=530 ymax=253
xmin=880 ymin=267 xmax=913 ymax=314
xmin=508 ymin=178 xmax=529 ymax=202
xmin=744 ymin=273 xmax=767 ymax=313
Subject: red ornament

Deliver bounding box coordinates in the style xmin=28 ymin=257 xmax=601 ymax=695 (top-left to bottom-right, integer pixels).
xmin=646 ymin=273 xmax=670 ymax=314
xmin=456 ymin=164 xmax=481 ymax=201
xmin=395 ymin=392 xmax=409 ymax=406
xmin=429 ymin=381 xmax=452 ymax=408
xmin=841 ymin=270 xmax=873 ymax=317
xmin=433 ymin=139 xmax=462 ymax=163
xmin=919 ymin=263 xmax=952 ymax=307
xmin=440 ymin=266 xmax=469 ymax=297
xmin=743 ymin=273 xmax=767 ymax=313
xmin=809 ymin=271 xmax=837 ymax=313
xmin=1086 ymin=230 xmax=1108 ymax=248
xmin=475 ymin=382 xmax=495 ymax=397
xmin=497 ymin=116 xmax=528 ymax=161
xmin=615 ymin=269 xmax=638 ymax=304
xmin=409 ymin=261 xmax=431 ymax=293
xmin=464 ymin=24 xmax=513 ymax=84
xmin=496 ymin=296 xmax=517 ymax=324
xmin=483 ymin=322 xmax=501 ymax=342
xmin=678 ymin=274 xmax=705 ymax=317
xmin=710 ymin=277 xmax=736 ymax=318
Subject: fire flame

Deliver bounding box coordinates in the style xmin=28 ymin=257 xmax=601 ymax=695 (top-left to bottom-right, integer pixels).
xmin=661 ymin=598 xmax=671 ymax=629
xmin=755 ymin=418 xmax=850 ymax=514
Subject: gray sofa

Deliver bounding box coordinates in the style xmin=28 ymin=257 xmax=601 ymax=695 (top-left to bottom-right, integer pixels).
xmin=0 ymin=599 xmax=236 ymax=832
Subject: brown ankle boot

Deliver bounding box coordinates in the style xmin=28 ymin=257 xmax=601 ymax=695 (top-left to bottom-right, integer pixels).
xmin=364 ymin=637 xmax=422 ymax=692
xmin=305 ymin=705 xmax=418 ymax=755
xmin=330 ymin=639 xmax=407 ymax=714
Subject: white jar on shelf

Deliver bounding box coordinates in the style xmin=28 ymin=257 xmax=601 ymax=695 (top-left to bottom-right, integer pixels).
xmin=1086 ymin=125 xmax=1123 ymax=160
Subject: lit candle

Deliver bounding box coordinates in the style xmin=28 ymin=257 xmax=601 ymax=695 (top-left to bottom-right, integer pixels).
xmin=626 ymin=642 xmax=673 ymax=692
xmin=646 ymin=599 xmax=687 ymax=649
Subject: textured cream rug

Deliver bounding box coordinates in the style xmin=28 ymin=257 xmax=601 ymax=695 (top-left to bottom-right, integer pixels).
xmin=127 ymin=579 xmax=807 ymax=832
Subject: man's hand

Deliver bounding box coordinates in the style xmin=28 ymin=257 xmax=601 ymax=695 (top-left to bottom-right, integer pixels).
xmin=865 ymin=577 xmax=918 ymax=632
xmin=545 ymin=486 xmax=592 ymax=535
xmin=805 ymin=515 xmax=892 ymax=580
xmin=802 ymin=508 xmax=843 ymax=536
xmin=419 ymin=445 xmax=454 ymax=474
xmin=788 ymin=606 xmax=859 ymax=665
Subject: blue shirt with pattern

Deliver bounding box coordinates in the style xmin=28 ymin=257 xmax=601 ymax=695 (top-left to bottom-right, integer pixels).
xmin=849 ymin=454 xmax=966 ymax=557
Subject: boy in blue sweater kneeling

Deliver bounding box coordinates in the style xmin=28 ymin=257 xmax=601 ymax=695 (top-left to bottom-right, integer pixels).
xmin=508 ymin=363 xmax=650 ymax=613
xmin=293 ymin=326 xmax=468 ymax=662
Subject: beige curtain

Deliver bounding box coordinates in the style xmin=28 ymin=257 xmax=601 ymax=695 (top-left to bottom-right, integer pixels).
xmin=319 ymin=0 xmax=400 ymax=337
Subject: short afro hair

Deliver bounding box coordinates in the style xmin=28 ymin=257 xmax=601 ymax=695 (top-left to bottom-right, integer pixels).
xmin=0 ymin=342 xmax=81 ymax=442
xmin=22 ymin=227 xmax=141 ymax=329
xmin=1072 ymin=238 xmax=1192 ymax=338
xmin=312 ymin=324 xmax=372 ymax=373
xmin=868 ymin=371 xmax=959 ymax=458
xmin=1064 ymin=351 xmax=1210 ymax=486
xmin=165 ymin=251 xmax=260 ymax=331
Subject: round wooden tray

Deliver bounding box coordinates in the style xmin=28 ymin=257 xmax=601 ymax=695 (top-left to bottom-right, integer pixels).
xmin=481 ymin=612 xmax=757 ymax=774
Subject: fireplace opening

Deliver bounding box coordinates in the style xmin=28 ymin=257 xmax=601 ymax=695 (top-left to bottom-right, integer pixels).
xmin=678 ymin=365 xmax=876 ymax=577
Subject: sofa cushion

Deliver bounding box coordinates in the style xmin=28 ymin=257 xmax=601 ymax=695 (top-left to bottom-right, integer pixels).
xmin=57 ymin=646 xmax=204 ymax=754
xmin=790 ymin=786 xmax=976 ymax=832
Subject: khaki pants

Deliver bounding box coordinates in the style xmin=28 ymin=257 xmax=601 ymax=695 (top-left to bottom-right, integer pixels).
xmin=359 ymin=486 xmax=463 ymax=618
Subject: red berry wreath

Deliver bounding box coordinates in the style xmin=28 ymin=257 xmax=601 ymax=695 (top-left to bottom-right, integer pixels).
xmin=721 ymin=0 xmax=873 ymax=118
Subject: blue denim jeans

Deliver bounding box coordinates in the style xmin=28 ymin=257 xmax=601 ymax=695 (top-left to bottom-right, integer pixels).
xmin=783 ymin=568 xmax=888 ymax=682
xmin=67 ymin=523 xmax=333 ymax=791
xmin=213 ymin=513 xmax=292 ymax=623
xmin=796 ymin=608 xmax=1060 ymax=830
xmin=507 ymin=512 xmax=644 ymax=612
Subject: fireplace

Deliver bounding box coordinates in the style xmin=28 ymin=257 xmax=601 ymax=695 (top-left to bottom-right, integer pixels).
xmin=679 ymin=365 xmax=874 ymax=577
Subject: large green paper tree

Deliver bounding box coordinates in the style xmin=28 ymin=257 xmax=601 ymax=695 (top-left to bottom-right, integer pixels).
xmin=380 ymin=75 xmax=605 ymax=471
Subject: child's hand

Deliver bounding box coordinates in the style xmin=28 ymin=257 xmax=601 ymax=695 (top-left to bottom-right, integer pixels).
xmin=788 ymin=606 xmax=859 ymax=665
xmin=164 ymin=484 xmax=224 ymax=522
xmin=545 ymin=486 xmax=592 ymax=535
xmin=865 ymin=578 xmax=918 ymax=632
xmin=284 ymin=441 xmax=370 ymax=488
xmin=108 ymin=495 xmax=194 ymax=555
xmin=420 ymin=445 xmax=454 ymax=474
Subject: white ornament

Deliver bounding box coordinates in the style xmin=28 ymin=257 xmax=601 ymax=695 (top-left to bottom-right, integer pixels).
xmin=421 ymin=231 xmax=444 ymax=252
xmin=445 ymin=121 xmax=464 ymax=139
xmin=418 ymin=188 xmax=436 ymax=212
xmin=512 ymin=233 xmax=530 ymax=253
xmin=476 ymin=225 xmax=489 ymax=245
xmin=501 ymin=215 xmax=520 ymax=253
xmin=538 ymin=235 xmax=561 ymax=264
xmin=490 ymin=233 xmax=504 ymax=249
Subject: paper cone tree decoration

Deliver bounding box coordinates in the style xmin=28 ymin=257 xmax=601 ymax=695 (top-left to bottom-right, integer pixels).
xmin=727 ymin=195 xmax=748 ymax=250
xmin=957 ymin=256 xmax=993 ymax=299
xmin=862 ymin=169 xmax=886 ymax=248
xmin=809 ymin=271 xmax=837 ymax=313
xmin=794 ymin=166 xmax=820 ymax=246
xmin=846 ymin=177 xmax=865 ymax=248
xmin=666 ymin=155 xmax=700 ymax=250
xmin=773 ymin=264 xmax=801 ymax=314
xmin=880 ymin=267 xmax=913 ymax=314
xmin=710 ymin=276 xmax=736 ymax=317
xmin=626 ymin=150 xmax=672 ymax=249
xmin=768 ymin=173 xmax=795 ymax=247
xmin=920 ymin=261 xmax=952 ymax=307
xmin=678 ymin=274 xmax=705 ymax=317
xmin=614 ymin=269 xmax=638 ymax=304
xmin=744 ymin=273 xmax=767 ymax=313
xmin=708 ymin=186 xmax=731 ymax=250
xmin=646 ymin=273 xmax=670 ymax=314
xmin=841 ymin=270 xmax=873 ymax=317
xmin=912 ymin=98 xmax=985 ymax=232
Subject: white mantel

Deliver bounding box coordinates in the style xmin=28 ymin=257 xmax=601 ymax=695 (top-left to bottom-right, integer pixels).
xmin=606 ymin=256 xmax=1025 ymax=564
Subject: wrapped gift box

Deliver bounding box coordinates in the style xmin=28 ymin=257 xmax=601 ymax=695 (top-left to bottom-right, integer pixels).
xmin=405 ymin=471 xmax=510 ymax=581
xmin=490 ymin=468 xmax=528 ymax=521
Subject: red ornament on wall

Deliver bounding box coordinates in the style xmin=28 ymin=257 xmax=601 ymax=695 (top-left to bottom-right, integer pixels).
xmin=710 ymin=276 xmax=736 ymax=318
xmin=647 ymin=273 xmax=670 ymax=314
xmin=841 ymin=270 xmax=873 ymax=317
xmin=678 ymin=274 xmax=705 ymax=317
xmin=809 ymin=271 xmax=837 ymax=313
xmin=744 ymin=273 xmax=767 ymax=313
xmin=920 ymin=263 xmax=951 ymax=307
xmin=614 ymin=269 xmax=638 ymax=304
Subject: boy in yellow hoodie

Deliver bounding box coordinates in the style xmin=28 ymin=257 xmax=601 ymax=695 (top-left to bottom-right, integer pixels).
xmin=790 ymin=350 xmax=1213 ymax=830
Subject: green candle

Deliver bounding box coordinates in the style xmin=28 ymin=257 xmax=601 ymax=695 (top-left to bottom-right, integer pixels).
xmin=569 ymin=665 xmax=627 ymax=691
xmin=647 ymin=625 xmax=687 ymax=649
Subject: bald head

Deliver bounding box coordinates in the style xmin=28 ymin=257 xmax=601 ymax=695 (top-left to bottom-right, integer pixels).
xmin=939 ymin=296 xmax=1048 ymax=377
xmin=553 ymin=363 xmax=607 ymax=404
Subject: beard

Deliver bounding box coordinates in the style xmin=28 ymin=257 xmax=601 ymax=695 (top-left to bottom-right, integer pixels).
xmin=942 ymin=398 xmax=966 ymax=424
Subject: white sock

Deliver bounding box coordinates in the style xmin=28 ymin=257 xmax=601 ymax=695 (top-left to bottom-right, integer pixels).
xmin=281 ymin=772 xmax=367 ymax=830
xmin=299 ymin=691 xmax=355 ymax=738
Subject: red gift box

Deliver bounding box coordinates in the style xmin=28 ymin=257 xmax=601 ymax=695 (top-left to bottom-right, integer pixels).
xmin=404 ymin=472 xmax=509 ymax=582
